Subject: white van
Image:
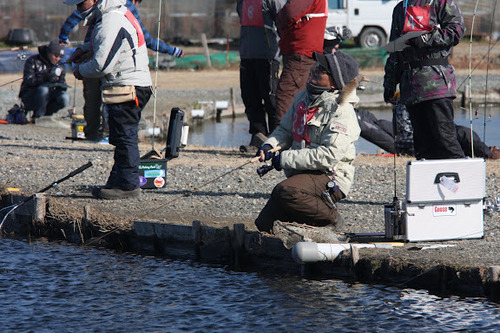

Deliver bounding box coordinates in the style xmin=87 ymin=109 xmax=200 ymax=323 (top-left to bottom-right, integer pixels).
xmin=327 ymin=0 xmax=400 ymax=48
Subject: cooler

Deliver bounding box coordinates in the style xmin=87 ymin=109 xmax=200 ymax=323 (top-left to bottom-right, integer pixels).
xmin=403 ymin=158 xmax=485 ymax=241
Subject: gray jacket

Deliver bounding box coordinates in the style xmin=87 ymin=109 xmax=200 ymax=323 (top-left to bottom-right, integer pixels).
xmin=78 ymin=0 xmax=152 ymax=88
xmin=237 ymin=0 xmax=286 ymax=60
xmin=265 ymin=80 xmax=361 ymax=196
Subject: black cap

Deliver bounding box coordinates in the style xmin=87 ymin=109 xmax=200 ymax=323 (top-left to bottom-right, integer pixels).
xmin=313 ymin=51 xmax=359 ymax=90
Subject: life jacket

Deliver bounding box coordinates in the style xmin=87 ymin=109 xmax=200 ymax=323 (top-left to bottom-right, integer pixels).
xmin=241 ymin=0 xmax=264 ymax=27
xmin=124 ymin=9 xmax=145 ymax=47
xmin=292 ymin=101 xmax=319 ymax=146
xmin=402 ymin=3 xmax=432 ymax=34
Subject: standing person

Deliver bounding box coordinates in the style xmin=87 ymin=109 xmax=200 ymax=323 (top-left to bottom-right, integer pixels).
xmin=383 ymin=0 xmax=466 ymax=160
xmin=275 ymin=0 xmax=328 ymax=122
xmin=255 ymin=51 xmax=360 ymax=234
xmin=19 ymin=39 xmax=70 ymax=122
xmin=65 ymin=0 xmax=152 ymax=200
xmin=61 ymin=0 xmax=183 ymax=141
xmin=237 ymin=0 xmax=286 ymax=152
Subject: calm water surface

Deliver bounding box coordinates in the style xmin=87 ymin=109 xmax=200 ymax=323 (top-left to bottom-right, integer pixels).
xmin=1 ymin=238 xmax=499 ymax=332
xmin=189 ymin=106 xmax=500 ymax=154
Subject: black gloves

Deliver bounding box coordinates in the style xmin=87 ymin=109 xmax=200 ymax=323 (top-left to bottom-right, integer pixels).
xmin=384 ymin=88 xmax=396 ymax=104
xmin=408 ymin=34 xmax=428 ymax=49
xmin=257 ymin=144 xmax=275 ymax=161
xmin=271 ymin=154 xmax=282 ymax=171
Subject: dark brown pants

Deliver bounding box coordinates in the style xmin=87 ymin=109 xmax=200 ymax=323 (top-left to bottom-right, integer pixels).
xmin=255 ymin=173 xmax=344 ymax=233
xmin=276 ymin=53 xmax=316 ymax=121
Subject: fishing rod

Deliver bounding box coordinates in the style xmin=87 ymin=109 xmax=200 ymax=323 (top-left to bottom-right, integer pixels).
xmin=467 ymin=0 xmax=481 ymax=158
xmin=482 ymin=0 xmax=498 ymax=144
xmin=150 ymin=0 xmax=163 ymax=152
xmin=0 ymin=161 xmax=93 ymax=231
xmin=134 ymin=147 xmax=281 ymax=221
xmin=0 ymin=62 xmax=62 ymax=89
xmin=0 ymin=46 xmax=29 ymax=52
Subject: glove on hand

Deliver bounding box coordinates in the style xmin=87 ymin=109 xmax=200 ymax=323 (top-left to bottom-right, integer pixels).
xmin=172 ymin=47 xmax=184 ymax=58
xmin=46 ymin=66 xmax=63 ymax=83
xmin=257 ymin=144 xmax=274 ymax=161
xmin=72 ymin=65 xmax=84 ymax=80
xmin=271 ymin=154 xmax=282 ymax=171
xmin=408 ymin=34 xmax=427 ymax=48
xmin=384 ymin=88 xmax=396 ymax=104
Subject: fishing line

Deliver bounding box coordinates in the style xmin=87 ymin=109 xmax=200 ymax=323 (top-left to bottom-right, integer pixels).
xmin=0 ymin=62 xmax=61 ymax=89
xmin=134 ymin=147 xmax=281 ymax=221
xmin=0 ymin=162 xmax=93 ymax=232
xmin=467 ymin=0 xmax=480 ymax=158
xmin=150 ymin=0 xmax=163 ymax=152
xmin=482 ymin=0 xmax=498 ymax=144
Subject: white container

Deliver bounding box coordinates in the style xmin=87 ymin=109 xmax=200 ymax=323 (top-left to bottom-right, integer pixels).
xmin=403 ymin=158 xmax=485 ymax=241
xmin=406 ymin=158 xmax=486 ymax=203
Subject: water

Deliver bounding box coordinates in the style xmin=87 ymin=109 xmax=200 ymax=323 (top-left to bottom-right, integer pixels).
xmin=1 ymin=238 xmax=499 ymax=332
xmin=188 ymin=106 xmax=500 ymax=154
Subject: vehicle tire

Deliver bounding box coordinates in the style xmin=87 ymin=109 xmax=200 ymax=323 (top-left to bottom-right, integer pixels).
xmin=359 ymin=27 xmax=386 ymax=48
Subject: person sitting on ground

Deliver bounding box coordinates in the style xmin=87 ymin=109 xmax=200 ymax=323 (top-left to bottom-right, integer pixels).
xmin=19 ymin=39 xmax=70 ymax=123
xmin=254 ymin=51 xmax=361 ymax=233
xmin=355 ymin=106 xmax=500 ymax=159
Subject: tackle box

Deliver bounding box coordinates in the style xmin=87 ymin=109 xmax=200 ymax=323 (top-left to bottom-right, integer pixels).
xmin=402 ymin=158 xmax=485 ymax=242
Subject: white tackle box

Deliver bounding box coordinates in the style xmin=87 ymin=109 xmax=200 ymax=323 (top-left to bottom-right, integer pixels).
xmin=402 ymin=158 xmax=486 ymax=242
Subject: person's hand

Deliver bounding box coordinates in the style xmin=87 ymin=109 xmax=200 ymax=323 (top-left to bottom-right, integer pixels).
xmin=271 ymin=154 xmax=282 ymax=171
xmin=384 ymin=88 xmax=396 ymax=104
xmin=46 ymin=65 xmax=63 ymax=83
xmin=257 ymin=144 xmax=274 ymax=162
xmin=69 ymin=48 xmax=91 ymax=64
xmin=72 ymin=65 xmax=84 ymax=80
xmin=172 ymin=47 xmax=184 ymax=58
xmin=408 ymin=34 xmax=427 ymax=48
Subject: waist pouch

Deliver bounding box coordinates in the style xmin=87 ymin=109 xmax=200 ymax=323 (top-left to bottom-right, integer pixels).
xmin=408 ymin=57 xmax=449 ymax=69
xmin=102 ymin=85 xmax=136 ymax=104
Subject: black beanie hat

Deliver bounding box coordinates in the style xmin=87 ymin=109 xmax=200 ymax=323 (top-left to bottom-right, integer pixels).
xmin=313 ymin=51 xmax=359 ymax=90
xmin=47 ymin=39 xmax=66 ymax=56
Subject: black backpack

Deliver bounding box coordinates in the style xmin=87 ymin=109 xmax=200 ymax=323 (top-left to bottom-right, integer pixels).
xmin=6 ymin=104 xmax=28 ymax=125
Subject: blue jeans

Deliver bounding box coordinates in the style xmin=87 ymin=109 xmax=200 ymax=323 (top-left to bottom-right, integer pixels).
xmin=105 ymin=86 xmax=152 ymax=191
xmin=21 ymin=83 xmax=70 ymax=118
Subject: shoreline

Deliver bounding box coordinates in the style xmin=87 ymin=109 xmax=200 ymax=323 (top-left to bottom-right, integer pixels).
xmin=2 ymin=41 xmax=500 ymax=301
xmin=1 ymin=122 xmax=500 ymax=302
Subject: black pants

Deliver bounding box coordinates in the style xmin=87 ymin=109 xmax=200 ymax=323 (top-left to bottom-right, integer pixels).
xmin=106 ymin=86 xmax=152 ymax=190
xmin=240 ymin=58 xmax=280 ymax=135
xmin=255 ymin=173 xmax=344 ymax=233
xmin=407 ymin=98 xmax=465 ymax=159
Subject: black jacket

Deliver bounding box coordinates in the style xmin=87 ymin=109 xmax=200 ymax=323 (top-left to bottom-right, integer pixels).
xmin=19 ymin=45 xmax=66 ymax=98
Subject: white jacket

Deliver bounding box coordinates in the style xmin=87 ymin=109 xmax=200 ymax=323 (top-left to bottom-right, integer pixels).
xmin=78 ymin=0 xmax=152 ymax=88
xmin=265 ymin=79 xmax=361 ymax=195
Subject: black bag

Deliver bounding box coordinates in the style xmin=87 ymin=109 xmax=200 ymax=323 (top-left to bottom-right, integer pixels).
xmin=6 ymin=104 xmax=28 ymax=125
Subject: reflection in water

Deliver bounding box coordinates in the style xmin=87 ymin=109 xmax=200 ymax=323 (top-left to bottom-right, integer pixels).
xmin=188 ymin=107 xmax=500 ymax=154
xmin=1 ymin=238 xmax=499 ymax=332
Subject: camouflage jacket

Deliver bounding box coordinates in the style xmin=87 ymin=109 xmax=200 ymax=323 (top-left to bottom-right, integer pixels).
xmin=383 ymin=0 xmax=465 ymax=105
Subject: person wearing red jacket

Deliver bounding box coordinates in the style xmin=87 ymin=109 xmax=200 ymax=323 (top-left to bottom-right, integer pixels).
xmin=275 ymin=0 xmax=327 ymax=121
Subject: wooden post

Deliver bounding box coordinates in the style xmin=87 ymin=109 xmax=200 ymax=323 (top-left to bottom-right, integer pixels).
xmin=192 ymin=220 xmax=202 ymax=260
xmin=226 ymin=35 xmax=230 ymax=67
xmin=201 ymin=33 xmax=211 ymax=68
xmin=489 ymin=266 xmax=500 ymax=301
xmin=230 ymin=87 xmax=236 ymax=119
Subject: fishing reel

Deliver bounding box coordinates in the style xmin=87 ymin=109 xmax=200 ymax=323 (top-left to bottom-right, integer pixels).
xmin=257 ymin=164 xmax=274 ymax=177
xmin=484 ymin=196 xmax=500 ymax=216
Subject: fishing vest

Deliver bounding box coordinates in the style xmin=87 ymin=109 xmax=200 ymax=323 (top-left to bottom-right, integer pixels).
xmin=241 ymin=0 xmax=264 ymax=27
xmin=292 ymin=101 xmax=319 ymax=147
xmin=402 ymin=4 xmax=432 ymax=34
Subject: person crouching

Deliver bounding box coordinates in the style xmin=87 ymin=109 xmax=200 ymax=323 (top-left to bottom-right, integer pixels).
xmin=255 ymin=51 xmax=361 ymax=233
